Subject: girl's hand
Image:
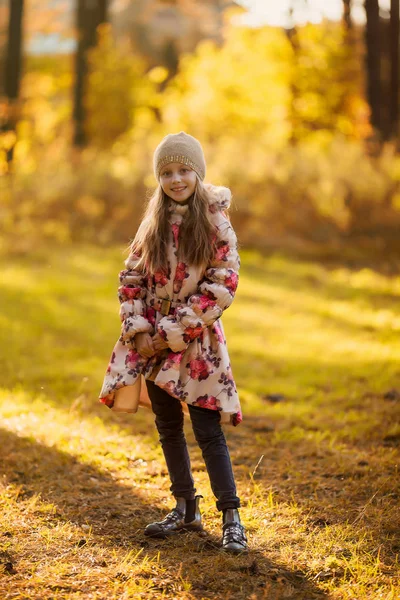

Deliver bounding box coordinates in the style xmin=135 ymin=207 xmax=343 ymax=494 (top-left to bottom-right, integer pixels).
xmin=135 ymin=332 xmax=156 ymax=358
xmin=152 ymin=333 xmax=169 ymax=352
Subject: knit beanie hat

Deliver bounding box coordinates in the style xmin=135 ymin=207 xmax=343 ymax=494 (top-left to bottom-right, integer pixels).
xmin=153 ymin=131 xmax=206 ymax=181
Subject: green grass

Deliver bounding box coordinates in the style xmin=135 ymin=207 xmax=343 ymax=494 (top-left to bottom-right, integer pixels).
xmin=0 ymin=244 xmax=399 ymax=599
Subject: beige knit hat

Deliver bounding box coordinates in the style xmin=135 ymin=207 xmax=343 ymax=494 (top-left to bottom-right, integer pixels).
xmin=153 ymin=131 xmax=206 ymax=181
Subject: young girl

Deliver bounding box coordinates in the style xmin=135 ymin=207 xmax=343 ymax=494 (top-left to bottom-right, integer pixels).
xmin=99 ymin=131 xmax=247 ymax=553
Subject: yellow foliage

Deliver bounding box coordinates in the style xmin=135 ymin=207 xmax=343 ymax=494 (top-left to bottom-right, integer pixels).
xmin=0 ymin=131 xmax=17 ymax=150
xmin=290 ymin=21 xmax=370 ymax=141
xmin=76 ymin=195 xmax=105 ymax=218
xmin=162 ymin=26 xmax=293 ymax=148
xmin=147 ymin=66 xmax=169 ymax=84
xmin=85 ymin=24 xmax=159 ymax=148
xmin=1 ymin=19 xmax=396 ymax=253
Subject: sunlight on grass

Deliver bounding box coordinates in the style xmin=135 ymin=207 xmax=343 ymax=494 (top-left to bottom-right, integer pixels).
xmin=0 ymin=245 xmax=399 ymax=599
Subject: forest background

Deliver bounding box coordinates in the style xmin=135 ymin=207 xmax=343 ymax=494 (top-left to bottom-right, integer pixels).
xmin=1 ymin=0 xmax=400 ymax=261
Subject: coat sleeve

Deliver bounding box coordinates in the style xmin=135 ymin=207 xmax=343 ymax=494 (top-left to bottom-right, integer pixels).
xmin=118 ymin=253 xmax=154 ymax=342
xmin=156 ymin=213 xmax=239 ymax=352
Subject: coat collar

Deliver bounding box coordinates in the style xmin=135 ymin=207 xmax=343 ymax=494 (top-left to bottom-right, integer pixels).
xmin=168 ymin=183 xmax=232 ymax=216
xmin=204 ymin=183 xmax=232 ymax=211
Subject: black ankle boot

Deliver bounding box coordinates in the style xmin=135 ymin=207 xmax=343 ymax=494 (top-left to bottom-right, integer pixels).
xmin=222 ymin=508 xmax=248 ymax=553
xmin=144 ymin=495 xmax=203 ymax=538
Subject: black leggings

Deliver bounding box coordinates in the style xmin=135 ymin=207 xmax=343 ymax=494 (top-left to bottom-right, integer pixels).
xmin=146 ymin=380 xmax=240 ymax=511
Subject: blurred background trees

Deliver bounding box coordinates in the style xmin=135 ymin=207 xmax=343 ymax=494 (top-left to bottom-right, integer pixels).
xmin=73 ymin=0 xmax=109 ymax=146
xmin=1 ymin=0 xmax=400 ymax=260
xmin=2 ymin=0 xmax=23 ymax=164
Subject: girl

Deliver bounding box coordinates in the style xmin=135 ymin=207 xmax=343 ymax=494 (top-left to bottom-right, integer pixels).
xmin=99 ymin=131 xmax=247 ymax=553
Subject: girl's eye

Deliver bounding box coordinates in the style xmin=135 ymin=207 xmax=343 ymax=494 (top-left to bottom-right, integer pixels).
xmin=161 ymin=166 xmax=191 ymax=177
xmin=162 ymin=169 xmax=189 ymax=176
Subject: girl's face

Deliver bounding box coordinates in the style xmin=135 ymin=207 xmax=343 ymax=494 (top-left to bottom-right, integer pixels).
xmin=159 ymin=162 xmax=197 ymax=203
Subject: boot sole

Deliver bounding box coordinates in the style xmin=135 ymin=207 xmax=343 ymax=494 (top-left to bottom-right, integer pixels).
xmin=144 ymin=523 xmax=204 ymax=539
xmin=181 ymin=523 xmax=204 ymax=532
xmin=222 ymin=544 xmax=248 ymax=554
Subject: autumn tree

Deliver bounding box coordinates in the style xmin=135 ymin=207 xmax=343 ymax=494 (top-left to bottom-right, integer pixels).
xmin=342 ymin=0 xmax=352 ymax=30
xmin=389 ymin=0 xmax=399 ymax=139
xmin=73 ymin=0 xmax=108 ymax=146
xmin=2 ymin=0 xmax=24 ymax=167
xmin=364 ymin=0 xmax=382 ymax=137
xmin=0 ymin=0 xmax=8 ymax=96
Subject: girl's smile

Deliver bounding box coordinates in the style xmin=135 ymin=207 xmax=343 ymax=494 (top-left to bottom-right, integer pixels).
xmin=160 ymin=162 xmax=197 ymax=202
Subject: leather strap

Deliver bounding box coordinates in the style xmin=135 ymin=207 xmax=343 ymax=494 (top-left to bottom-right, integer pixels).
xmin=146 ymin=291 xmax=180 ymax=316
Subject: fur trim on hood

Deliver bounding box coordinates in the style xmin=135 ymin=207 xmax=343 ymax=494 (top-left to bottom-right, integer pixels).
xmin=204 ymin=183 xmax=232 ymax=211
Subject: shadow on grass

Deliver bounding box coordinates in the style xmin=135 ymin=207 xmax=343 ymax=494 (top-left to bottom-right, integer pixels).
xmin=0 ymin=427 xmax=328 ymax=599
xmin=1 ymin=247 xmax=398 ymax=593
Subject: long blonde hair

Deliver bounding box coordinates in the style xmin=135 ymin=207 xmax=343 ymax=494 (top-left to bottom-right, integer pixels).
xmin=130 ymin=177 xmax=216 ymax=274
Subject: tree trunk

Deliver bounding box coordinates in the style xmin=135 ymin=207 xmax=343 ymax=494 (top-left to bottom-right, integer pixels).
xmin=364 ymin=0 xmax=382 ymax=137
xmin=3 ymin=0 xmax=24 ymax=167
xmin=343 ymin=0 xmax=352 ymax=30
xmin=73 ymin=0 xmax=108 ymax=147
xmin=389 ymin=0 xmax=399 ymax=139
xmin=285 ymin=3 xmax=301 ymax=144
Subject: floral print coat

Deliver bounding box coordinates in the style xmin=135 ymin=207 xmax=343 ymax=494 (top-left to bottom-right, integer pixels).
xmin=99 ymin=184 xmax=242 ymax=426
